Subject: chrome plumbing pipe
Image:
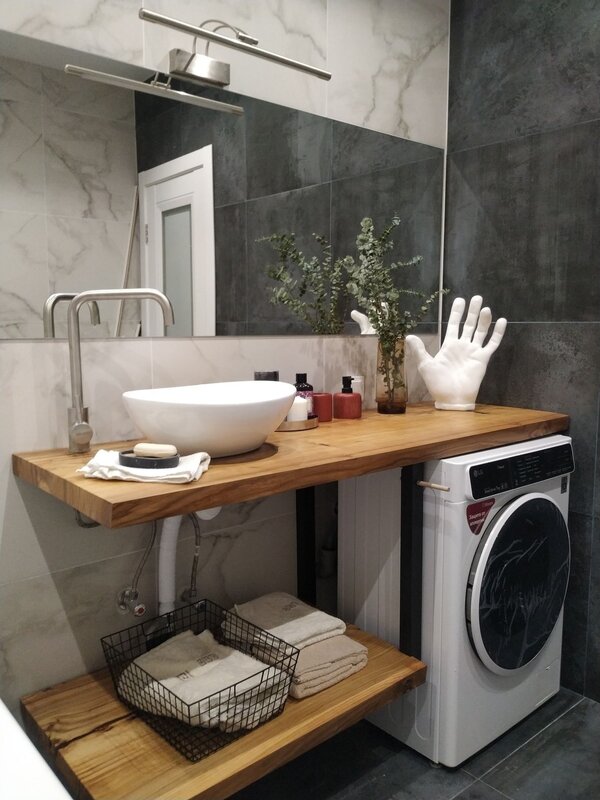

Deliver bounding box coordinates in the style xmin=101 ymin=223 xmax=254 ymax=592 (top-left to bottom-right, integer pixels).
xmin=67 ymin=288 xmax=174 ymax=453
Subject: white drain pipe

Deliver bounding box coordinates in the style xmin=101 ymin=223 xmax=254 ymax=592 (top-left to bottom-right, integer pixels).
xmin=158 ymin=508 xmax=222 ymax=615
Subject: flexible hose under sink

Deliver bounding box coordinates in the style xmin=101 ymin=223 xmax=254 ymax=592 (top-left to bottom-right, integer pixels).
xmin=158 ymin=507 xmax=222 ymax=615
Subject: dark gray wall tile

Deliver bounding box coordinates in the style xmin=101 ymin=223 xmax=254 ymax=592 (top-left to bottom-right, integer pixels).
xmin=246 ymin=184 xmax=332 ymax=333
xmin=562 ymin=512 xmax=593 ymax=694
xmin=585 ymin=514 xmax=600 ymax=701
xmin=477 ymin=322 xmax=600 ymax=516
xmin=179 ymin=103 xmax=246 ymax=207
xmin=332 ymin=160 xmax=443 ymax=325
xmin=214 ymin=203 xmax=247 ymax=329
xmin=245 ymin=102 xmax=331 ymax=199
xmin=331 ymin=122 xmax=442 ymax=181
xmin=136 ymin=104 xmax=183 ymax=173
xmin=445 ymin=121 xmax=600 ymax=322
xmin=483 ymin=699 xmax=600 ymax=799
xmin=449 ymin=0 xmax=600 ymax=152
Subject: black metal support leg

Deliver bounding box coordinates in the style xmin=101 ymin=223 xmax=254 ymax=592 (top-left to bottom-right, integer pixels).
xmin=296 ymin=486 xmax=316 ymax=605
xmin=400 ymin=463 xmax=424 ymax=657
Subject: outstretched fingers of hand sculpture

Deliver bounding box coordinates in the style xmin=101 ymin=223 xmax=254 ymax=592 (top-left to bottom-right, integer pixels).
xmin=405 ymin=333 xmax=432 ymax=368
xmin=459 ymin=295 xmax=484 ymax=341
xmin=482 ymin=316 xmax=507 ymax=357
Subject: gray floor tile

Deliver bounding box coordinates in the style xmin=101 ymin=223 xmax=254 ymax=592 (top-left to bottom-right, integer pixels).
xmin=462 ymin=687 xmax=582 ymax=778
xmin=452 ymin=781 xmax=510 ymax=800
xmin=483 ymin=699 xmax=600 ymax=799
xmin=229 ymin=721 xmax=474 ymax=800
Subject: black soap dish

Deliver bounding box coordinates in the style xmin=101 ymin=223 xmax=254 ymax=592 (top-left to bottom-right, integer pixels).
xmin=118 ymin=450 xmax=180 ymax=469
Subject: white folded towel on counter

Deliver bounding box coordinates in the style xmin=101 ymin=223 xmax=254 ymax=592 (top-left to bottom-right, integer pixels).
xmin=77 ymin=449 xmax=210 ymax=483
xmin=118 ymin=629 xmax=284 ymax=731
xmin=289 ymin=634 xmax=368 ymax=699
xmin=227 ymin=592 xmax=346 ymax=650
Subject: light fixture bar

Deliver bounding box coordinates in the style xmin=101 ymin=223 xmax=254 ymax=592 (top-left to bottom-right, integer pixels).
xmin=64 ymin=64 xmax=244 ymax=115
xmin=139 ymin=8 xmax=332 ymax=81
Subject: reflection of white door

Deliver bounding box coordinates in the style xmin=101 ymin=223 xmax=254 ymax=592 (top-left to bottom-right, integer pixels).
xmin=139 ymin=146 xmax=215 ymax=336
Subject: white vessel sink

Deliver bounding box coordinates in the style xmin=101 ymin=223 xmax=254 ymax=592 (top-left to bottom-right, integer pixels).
xmin=123 ymin=381 xmax=296 ymax=457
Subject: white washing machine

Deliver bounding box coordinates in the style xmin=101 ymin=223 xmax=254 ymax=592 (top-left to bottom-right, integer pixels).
xmin=338 ymin=434 xmax=574 ymax=768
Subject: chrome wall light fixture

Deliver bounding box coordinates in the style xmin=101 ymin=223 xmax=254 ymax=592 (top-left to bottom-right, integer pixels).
xmin=140 ymin=7 xmax=332 ymax=83
xmin=65 ymin=7 xmax=331 ymax=116
xmin=64 ymin=64 xmax=245 ymax=114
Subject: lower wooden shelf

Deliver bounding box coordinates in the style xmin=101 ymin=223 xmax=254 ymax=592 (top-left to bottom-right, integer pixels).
xmin=21 ymin=626 xmax=426 ymax=800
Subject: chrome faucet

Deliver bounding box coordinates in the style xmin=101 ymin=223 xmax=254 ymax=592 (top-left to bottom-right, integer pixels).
xmin=67 ymin=288 xmax=175 ymax=453
xmin=43 ymin=292 xmax=101 ymax=338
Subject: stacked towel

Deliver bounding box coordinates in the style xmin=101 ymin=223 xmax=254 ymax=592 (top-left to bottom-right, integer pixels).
xmin=289 ymin=635 xmax=368 ymax=699
xmin=227 ymin=592 xmax=346 ymax=650
xmin=226 ymin=591 xmax=368 ymax=699
xmin=77 ymin=449 xmax=210 ymax=483
xmin=117 ymin=629 xmax=284 ymax=731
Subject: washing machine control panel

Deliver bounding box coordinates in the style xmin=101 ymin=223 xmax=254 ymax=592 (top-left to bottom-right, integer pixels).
xmin=469 ymin=443 xmax=574 ymax=499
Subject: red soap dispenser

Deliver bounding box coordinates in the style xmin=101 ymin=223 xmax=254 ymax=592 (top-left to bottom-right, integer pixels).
xmin=333 ymin=375 xmax=362 ymax=419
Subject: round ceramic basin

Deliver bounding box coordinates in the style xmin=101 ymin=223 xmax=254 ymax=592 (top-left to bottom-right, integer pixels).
xmin=123 ymin=380 xmax=296 ymax=457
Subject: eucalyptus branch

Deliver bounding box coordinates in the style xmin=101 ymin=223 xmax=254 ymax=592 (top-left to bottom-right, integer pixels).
xmin=346 ymin=215 xmax=447 ymax=408
xmin=260 ymin=232 xmax=351 ymax=334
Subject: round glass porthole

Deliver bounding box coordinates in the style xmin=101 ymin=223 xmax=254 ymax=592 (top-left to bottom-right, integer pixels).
xmin=466 ymin=493 xmax=570 ymax=675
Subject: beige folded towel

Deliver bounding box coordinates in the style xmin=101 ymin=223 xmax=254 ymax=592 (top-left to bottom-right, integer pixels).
xmin=228 ymin=592 xmax=346 ymax=650
xmin=290 ymin=659 xmax=367 ymax=699
xmin=118 ymin=629 xmax=283 ymax=730
xmin=288 ymin=635 xmax=368 ymax=699
xmin=78 ymin=449 xmax=210 ymax=483
xmin=293 ymin=634 xmax=368 ymax=684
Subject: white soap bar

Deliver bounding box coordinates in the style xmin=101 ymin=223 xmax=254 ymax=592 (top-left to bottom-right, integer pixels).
xmin=287 ymin=396 xmax=308 ymax=422
xmin=133 ymin=442 xmax=178 ymax=457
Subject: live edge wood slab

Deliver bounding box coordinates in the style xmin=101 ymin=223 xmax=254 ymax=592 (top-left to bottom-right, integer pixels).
xmin=12 ymin=403 xmax=569 ymax=529
xmin=21 ymin=626 xmax=426 ymax=800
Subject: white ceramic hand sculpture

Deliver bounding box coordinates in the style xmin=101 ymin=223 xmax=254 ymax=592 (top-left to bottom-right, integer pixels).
xmin=406 ymin=295 xmax=507 ymax=411
xmin=351 ymin=309 xmax=376 ymax=335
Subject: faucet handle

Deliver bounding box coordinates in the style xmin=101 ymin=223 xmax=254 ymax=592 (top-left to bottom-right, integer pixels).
xmin=68 ymin=408 xmax=93 ymax=453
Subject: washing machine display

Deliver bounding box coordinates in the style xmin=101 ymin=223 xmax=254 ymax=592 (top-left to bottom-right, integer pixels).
xmin=467 ymin=492 xmax=570 ymax=674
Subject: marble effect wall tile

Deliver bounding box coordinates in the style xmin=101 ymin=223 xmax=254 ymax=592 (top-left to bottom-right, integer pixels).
xmin=42 ymin=66 xmax=134 ymax=123
xmin=327 ymin=0 xmax=449 ymax=147
xmin=43 ymin=105 xmax=136 ymax=222
xmin=0 ymin=54 xmax=41 ymax=103
xmin=0 ymin=212 xmax=47 ymax=335
xmin=1 ymin=0 xmax=143 ymax=66
xmin=0 ymin=550 xmax=157 ymax=716
xmin=0 ymin=97 xmax=44 ymax=214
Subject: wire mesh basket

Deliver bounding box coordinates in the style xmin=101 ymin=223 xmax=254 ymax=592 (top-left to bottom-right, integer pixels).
xmin=101 ymin=599 xmax=299 ymax=762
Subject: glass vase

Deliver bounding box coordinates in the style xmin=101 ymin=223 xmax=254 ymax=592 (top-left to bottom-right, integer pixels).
xmin=376 ymin=337 xmax=407 ymax=414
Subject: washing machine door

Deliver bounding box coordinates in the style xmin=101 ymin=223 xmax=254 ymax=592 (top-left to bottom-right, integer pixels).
xmin=466 ymin=492 xmax=570 ymax=675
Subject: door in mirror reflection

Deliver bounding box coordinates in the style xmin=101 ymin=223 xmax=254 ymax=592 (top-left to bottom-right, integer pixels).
xmin=139 ymin=146 xmax=215 ymax=336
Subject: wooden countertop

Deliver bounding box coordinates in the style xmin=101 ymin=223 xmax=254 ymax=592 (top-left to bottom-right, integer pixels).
xmin=12 ymin=403 xmax=569 ymax=528
xmin=21 ymin=626 xmax=426 ymax=800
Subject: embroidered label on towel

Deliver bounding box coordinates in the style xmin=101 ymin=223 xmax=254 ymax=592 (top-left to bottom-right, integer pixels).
xmin=176 ymin=653 xmax=219 ymax=681
xmin=466 ymin=499 xmax=495 ymax=535
xmin=282 ymin=600 xmax=301 ymax=611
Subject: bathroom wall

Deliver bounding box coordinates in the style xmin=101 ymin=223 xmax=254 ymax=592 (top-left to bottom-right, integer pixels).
xmin=445 ymin=0 xmax=600 ymax=699
xmin=0 ymin=55 xmax=140 ymax=338
xmin=1 ymin=0 xmax=449 ymax=147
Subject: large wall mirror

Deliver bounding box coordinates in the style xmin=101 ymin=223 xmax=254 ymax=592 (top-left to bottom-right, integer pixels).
xmin=0 ymin=46 xmax=445 ymax=339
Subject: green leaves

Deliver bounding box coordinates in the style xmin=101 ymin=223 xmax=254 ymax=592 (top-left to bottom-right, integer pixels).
xmin=260 ymin=232 xmax=348 ymax=334
xmin=260 ymin=215 xmax=446 ymax=341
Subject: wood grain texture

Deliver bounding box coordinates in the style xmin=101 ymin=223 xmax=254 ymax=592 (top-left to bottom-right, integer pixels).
xmin=12 ymin=404 xmax=569 ymax=528
xmin=21 ymin=627 xmax=426 ymax=800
